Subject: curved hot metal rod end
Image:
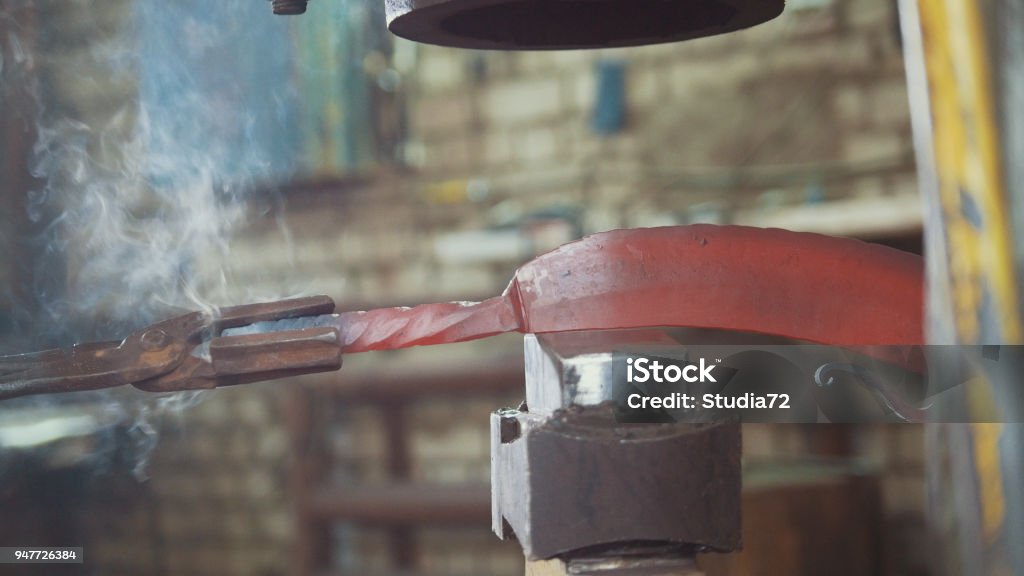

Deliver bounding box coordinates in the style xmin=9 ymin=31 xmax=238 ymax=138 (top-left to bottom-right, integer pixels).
xmin=815 ymin=362 xmax=929 ymax=423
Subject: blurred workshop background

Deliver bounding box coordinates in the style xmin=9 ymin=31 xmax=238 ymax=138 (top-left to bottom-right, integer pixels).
xmin=0 ymin=0 xmax=963 ymax=574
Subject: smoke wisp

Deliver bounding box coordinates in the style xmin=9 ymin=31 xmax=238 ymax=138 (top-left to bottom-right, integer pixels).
xmin=1 ymin=0 xmax=300 ymax=477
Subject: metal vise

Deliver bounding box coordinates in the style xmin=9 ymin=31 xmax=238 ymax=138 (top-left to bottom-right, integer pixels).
xmin=491 ymin=330 xmax=742 ymax=569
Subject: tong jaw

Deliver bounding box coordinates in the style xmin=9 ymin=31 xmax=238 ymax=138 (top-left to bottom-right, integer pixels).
xmin=132 ymin=295 xmax=341 ymax=392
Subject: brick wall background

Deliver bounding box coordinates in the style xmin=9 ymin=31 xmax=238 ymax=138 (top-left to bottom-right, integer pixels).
xmin=0 ymin=0 xmax=929 ymax=574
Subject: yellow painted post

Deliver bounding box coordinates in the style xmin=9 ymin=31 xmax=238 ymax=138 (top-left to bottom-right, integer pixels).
xmin=900 ymin=0 xmax=1024 ymax=573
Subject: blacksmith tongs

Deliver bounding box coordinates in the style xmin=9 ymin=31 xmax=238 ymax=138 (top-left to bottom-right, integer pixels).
xmin=0 ymin=296 xmax=341 ymax=401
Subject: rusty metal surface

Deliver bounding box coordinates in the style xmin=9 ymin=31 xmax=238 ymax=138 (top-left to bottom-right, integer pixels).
xmin=324 ymin=225 xmax=924 ymax=353
xmin=492 ymin=404 xmax=742 ymax=560
xmin=0 ymin=296 xmax=341 ymax=399
xmin=384 ymin=0 xmax=785 ymax=50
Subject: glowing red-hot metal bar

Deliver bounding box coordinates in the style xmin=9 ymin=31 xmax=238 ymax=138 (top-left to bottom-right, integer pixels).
xmin=316 ymin=225 xmax=924 ymax=354
xmin=0 ymin=225 xmax=925 ymax=400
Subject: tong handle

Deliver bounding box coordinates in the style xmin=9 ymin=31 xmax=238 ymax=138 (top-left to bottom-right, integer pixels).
xmin=0 ymin=339 xmax=139 ymax=400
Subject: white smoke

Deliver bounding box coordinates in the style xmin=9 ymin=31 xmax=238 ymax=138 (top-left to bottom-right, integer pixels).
xmin=1 ymin=0 xmax=299 ymax=477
